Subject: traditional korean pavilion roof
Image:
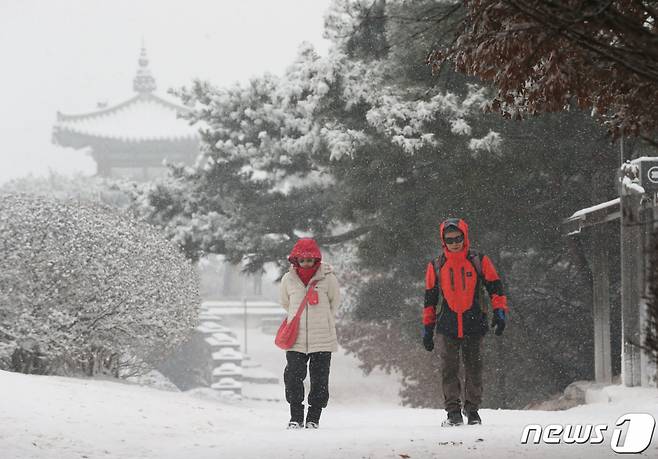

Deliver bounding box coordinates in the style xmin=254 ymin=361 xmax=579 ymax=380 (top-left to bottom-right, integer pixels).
xmin=52 ymin=47 xmax=199 ymax=147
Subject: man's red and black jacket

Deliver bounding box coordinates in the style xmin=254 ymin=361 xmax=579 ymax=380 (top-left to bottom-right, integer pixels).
xmin=423 ymin=219 xmax=509 ymax=339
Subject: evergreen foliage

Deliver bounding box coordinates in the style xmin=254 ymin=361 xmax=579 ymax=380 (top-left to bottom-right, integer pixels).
xmin=135 ymin=0 xmax=647 ymax=406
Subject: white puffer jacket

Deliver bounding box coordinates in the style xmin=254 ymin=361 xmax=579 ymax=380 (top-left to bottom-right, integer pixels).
xmin=279 ymin=263 xmax=341 ymax=353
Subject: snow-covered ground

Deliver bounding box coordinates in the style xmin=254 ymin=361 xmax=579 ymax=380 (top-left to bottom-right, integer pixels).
xmin=1 ymin=361 xmax=657 ymax=458
xmin=226 ymin=318 xmax=403 ymax=406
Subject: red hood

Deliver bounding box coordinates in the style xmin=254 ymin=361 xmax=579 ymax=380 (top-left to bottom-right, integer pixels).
xmin=439 ymin=218 xmax=470 ymax=258
xmin=288 ymin=238 xmax=322 ymax=265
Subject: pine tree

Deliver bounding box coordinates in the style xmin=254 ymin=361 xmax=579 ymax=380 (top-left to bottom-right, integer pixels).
xmin=137 ymin=0 xmax=631 ymax=407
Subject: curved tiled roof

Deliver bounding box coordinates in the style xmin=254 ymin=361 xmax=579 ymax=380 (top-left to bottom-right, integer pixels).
xmin=54 ymin=93 xmax=200 ymax=144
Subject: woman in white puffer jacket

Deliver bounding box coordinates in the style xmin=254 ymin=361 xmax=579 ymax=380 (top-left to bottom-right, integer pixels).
xmin=279 ymin=238 xmax=340 ymax=430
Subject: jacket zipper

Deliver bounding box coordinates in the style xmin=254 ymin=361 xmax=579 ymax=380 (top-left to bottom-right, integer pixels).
xmin=461 ymin=267 xmax=466 ymax=290
xmin=304 ymin=277 xmax=316 ymax=354
xmin=449 ymin=268 xmax=456 ymax=291
xmin=298 ymin=272 xmax=322 ymax=353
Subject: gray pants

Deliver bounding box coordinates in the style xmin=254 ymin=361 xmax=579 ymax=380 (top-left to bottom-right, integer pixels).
xmin=437 ymin=334 xmax=484 ymax=412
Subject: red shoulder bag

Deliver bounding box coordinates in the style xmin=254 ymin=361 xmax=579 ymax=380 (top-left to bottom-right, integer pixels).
xmin=275 ymin=280 xmax=319 ymax=350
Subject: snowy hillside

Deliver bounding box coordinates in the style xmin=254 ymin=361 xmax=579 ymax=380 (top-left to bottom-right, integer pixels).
xmin=1 ymin=367 xmax=657 ymax=459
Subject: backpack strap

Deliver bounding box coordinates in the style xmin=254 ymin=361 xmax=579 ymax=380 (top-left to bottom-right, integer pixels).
xmin=432 ymin=253 xmax=447 ymax=280
xmin=467 ymin=251 xmax=484 ymax=280
xmin=467 ymin=250 xmax=491 ymax=315
xmin=293 ymin=280 xmax=320 ymax=321
xmin=430 ymin=254 xmax=447 ymax=323
xmin=433 ymin=252 xmax=482 ymax=280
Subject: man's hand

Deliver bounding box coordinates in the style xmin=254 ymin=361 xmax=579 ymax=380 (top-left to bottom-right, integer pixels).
xmin=491 ymin=309 xmax=506 ymax=336
xmin=422 ymin=326 xmax=434 ymax=351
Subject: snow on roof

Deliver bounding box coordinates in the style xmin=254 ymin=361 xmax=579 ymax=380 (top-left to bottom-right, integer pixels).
xmin=198 ymin=312 xmax=224 ymax=321
xmin=211 ymin=378 xmax=243 ymax=390
xmin=204 ymin=335 xmax=240 ymax=349
xmin=54 ymin=93 xmax=200 ymax=142
xmin=202 ymin=300 xmax=279 ymax=308
xmin=212 ymin=348 xmax=243 ymax=361
xmin=205 ymin=336 xmax=239 ymax=348
xmin=196 ymin=321 xmax=227 ymax=334
xmin=213 ymin=364 xmax=243 ymax=376
xmin=242 ymin=367 xmax=278 ymax=382
xmin=201 ymin=307 xmax=286 ymax=317
xmin=211 ymin=333 xmax=239 ymax=344
xmin=569 ymin=198 xmax=620 ymax=219
xmin=563 ymin=197 xmax=621 ymax=235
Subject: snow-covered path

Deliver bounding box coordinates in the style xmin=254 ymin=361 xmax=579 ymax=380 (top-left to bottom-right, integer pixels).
xmin=1 ymin=369 xmax=657 ymax=459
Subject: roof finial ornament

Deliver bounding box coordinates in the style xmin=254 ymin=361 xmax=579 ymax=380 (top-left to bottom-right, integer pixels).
xmin=133 ymin=43 xmax=156 ymax=94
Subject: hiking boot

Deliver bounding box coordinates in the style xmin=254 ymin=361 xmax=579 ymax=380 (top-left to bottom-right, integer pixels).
xmin=464 ymin=409 xmax=482 ymax=425
xmin=305 ymin=421 xmax=319 ymax=429
xmin=441 ymin=410 xmax=464 ymax=427
xmin=287 ymin=421 xmax=303 ymax=429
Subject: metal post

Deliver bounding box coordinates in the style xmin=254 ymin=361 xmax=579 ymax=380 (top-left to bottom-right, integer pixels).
xmin=243 ymin=296 xmax=248 ymax=355
xmin=222 ymin=260 xmax=232 ymax=296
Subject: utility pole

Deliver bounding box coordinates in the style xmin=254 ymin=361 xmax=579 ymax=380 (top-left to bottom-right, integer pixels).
xmin=243 ymin=296 xmax=248 ymax=355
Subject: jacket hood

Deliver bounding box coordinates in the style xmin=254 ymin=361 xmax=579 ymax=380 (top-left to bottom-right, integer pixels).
xmin=288 ymin=238 xmax=322 ymax=265
xmin=439 ymin=218 xmax=470 ymax=256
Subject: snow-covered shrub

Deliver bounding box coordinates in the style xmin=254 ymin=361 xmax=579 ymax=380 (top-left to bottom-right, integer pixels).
xmin=0 ymin=171 xmax=140 ymax=209
xmin=0 ymin=194 xmax=200 ymax=377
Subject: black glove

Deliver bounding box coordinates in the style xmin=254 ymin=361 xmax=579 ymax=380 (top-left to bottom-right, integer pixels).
xmin=422 ymin=326 xmax=434 ymax=351
xmin=491 ymin=309 xmax=506 ymax=336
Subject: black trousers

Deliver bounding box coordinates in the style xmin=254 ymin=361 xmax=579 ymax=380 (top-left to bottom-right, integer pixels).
xmin=284 ymin=351 xmax=331 ymax=421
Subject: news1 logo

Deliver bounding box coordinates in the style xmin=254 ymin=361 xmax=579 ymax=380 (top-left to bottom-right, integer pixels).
xmin=521 ymin=413 xmax=656 ymax=453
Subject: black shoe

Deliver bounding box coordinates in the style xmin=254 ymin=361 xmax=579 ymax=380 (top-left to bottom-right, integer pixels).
xmin=305 ymin=421 xmax=319 ymax=429
xmin=441 ymin=410 xmax=464 ymax=427
xmin=464 ymin=409 xmax=481 ymax=425
xmin=287 ymin=421 xmax=303 ymax=429
xmin=306 ymin=406 xmax=322 ymax=425
xmin=290 ymin=403 xmax=304 ymax=424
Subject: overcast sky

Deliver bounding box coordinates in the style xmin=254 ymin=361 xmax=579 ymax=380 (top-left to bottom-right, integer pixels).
xmin=0 ymin=0 xmax=331 ymax=184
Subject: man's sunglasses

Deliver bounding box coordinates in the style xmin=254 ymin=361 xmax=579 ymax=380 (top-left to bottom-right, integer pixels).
xmin=298 ymin=258 xmax=316 ymax=263
xmin=444 ymin=235 xmax=464 ymax=244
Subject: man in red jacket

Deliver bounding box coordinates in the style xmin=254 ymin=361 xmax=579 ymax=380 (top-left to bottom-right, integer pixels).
xmin=422 ymin=218 xmax=508 ymax=426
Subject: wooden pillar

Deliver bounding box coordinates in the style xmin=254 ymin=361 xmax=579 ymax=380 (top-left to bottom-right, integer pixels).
xmin=620 ymin=194 xmax=643 ymax=386
xmin=591 ymin=226 xmax=612 ymax=383
xmin=92 ymin=150 xmax=111 ymax=177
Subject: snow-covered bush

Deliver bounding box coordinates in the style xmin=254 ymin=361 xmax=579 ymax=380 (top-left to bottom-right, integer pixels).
xmin=0 ymin=171 xmax=141 ymax=209
xmin=0 ymin=194 xmax=200 ymax=377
